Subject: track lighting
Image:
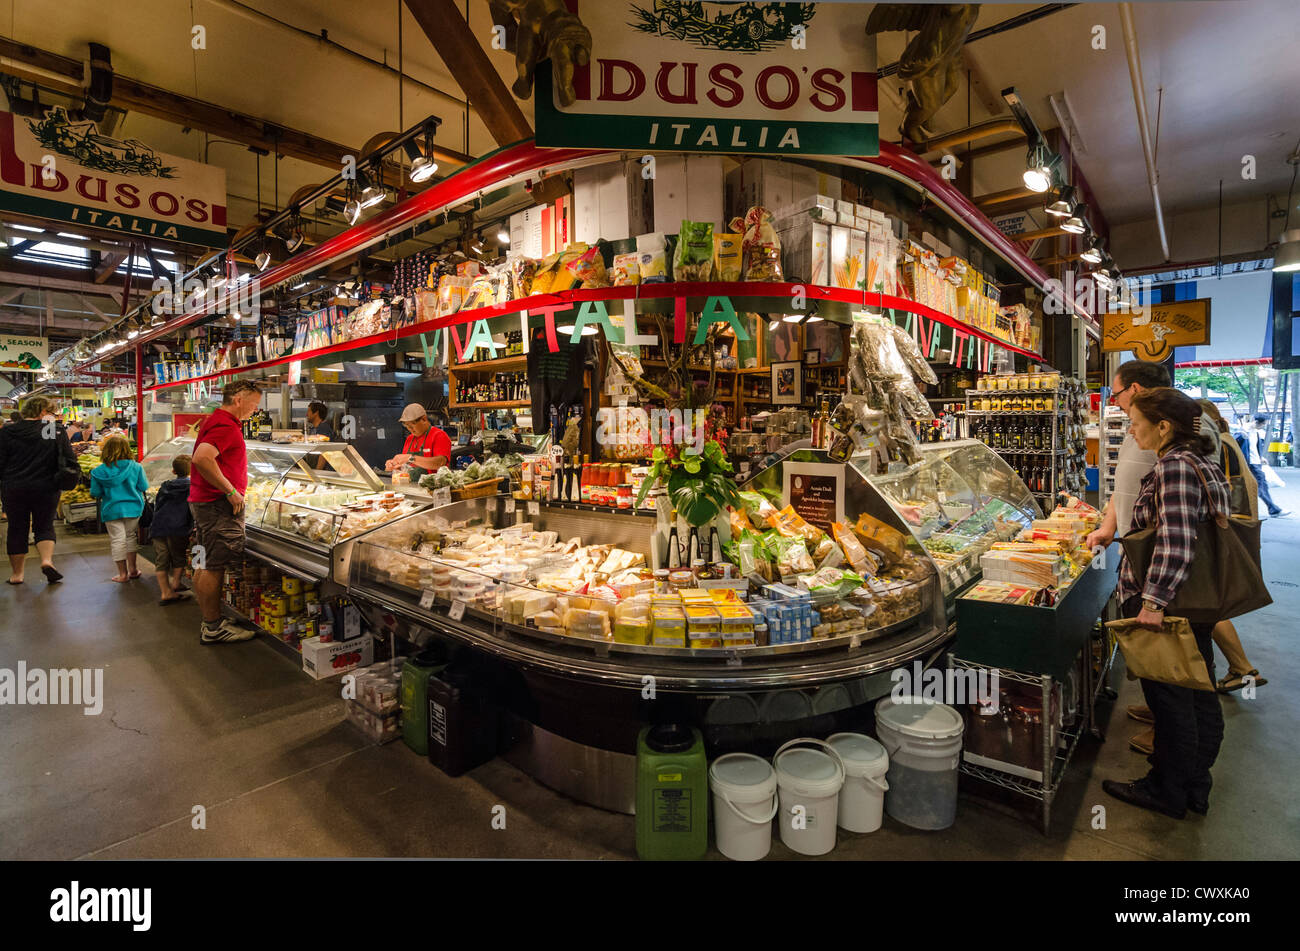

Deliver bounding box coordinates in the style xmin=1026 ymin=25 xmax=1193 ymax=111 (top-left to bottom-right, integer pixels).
xmin=497 ymin=229 xmax=510 ymax=243
xmin=404 ymin=139 xmax=438 ymax=183
xmin=255 ymin=249 xmax=271 ymax=271
xmin=1045 ymin=185 xmax=1077 ymax=218
xmin=1061 ymin=202 xmax=1088 ymax=235
xmin=1079 ymin=235 xmax=1104 ymax=265
xmin=1022 ymin=142 xmax=1056 ymax=193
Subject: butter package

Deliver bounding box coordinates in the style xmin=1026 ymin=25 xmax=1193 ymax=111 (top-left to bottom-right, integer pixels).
xmin=689 ymin=637 xmax=723 ymax=649
xmin=685 ymin=604 xmax=721 ymax=633
xmin=613 ymin=619 xmax=651 ymax=645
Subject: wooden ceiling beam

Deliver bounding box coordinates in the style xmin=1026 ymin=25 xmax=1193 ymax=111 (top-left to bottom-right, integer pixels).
xmin=403 ymin=0 xmax=532 ymax=147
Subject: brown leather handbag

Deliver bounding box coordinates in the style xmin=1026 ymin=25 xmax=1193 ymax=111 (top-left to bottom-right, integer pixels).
xmin=1120 ymin=458 xmax=1271 ymax=623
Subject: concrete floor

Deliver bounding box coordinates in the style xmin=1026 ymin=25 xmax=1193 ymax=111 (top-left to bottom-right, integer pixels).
xmin=3 ymin=484 xmax=1299 ymax=861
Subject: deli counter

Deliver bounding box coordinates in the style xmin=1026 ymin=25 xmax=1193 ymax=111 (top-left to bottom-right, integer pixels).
xmin=142 ymin=436 xmax=436 ymax=583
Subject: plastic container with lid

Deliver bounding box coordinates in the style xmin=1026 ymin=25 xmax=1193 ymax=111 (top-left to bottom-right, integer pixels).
xmin=709 ymin=753 xmax=778 ymax=861
xmin=636 ymin=724 xmax=708 ymax=861
xmin=826 ymin=732 xmax=890 ymax=833
xmin=874 ymin=696 xmax=965 ymax=831
xmin=773 ymin=738 xmax=845 ymax=856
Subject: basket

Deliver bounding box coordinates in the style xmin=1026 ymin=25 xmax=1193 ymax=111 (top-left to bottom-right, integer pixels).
xmin=451 ymin=477 xmax=506 ymax=501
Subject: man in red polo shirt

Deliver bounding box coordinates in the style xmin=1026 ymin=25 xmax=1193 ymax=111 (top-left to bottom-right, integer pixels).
xmin=385 ymin=403 xmax=451 ymax=473
xmin=189 ymin=381 xmax=263 ymax=644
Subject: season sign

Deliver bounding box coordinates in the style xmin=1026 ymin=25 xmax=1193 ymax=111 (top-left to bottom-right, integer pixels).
xmin=536 ymin=1 xmax=878 ymax=156
xmin=0 ymin=107 xmax=227 ymax=248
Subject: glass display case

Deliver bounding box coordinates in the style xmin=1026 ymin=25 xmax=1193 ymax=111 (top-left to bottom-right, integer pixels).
xmin=852 ymin=439 xmax=1040 ymax=604
xmin=140 ymin=435 xmax=439 ymax=581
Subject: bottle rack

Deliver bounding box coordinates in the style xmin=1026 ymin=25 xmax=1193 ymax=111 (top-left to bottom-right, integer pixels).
xmin=966 ymin=386 xmax=1087 ymax=507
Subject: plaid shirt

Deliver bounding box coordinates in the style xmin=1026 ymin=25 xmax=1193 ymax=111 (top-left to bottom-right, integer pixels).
xmin=1119 ymin=445 xmax=1230 ymax=608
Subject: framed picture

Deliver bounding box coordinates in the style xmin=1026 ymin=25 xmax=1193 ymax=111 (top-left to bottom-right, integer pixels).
xmin=803 ymin=349 xmax=821 ymax=365
xmin=771 ymin=360 xmax=803 ymax=405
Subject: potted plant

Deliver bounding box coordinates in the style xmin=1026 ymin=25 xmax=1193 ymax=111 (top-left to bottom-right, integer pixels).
xmin=635 ymin=413 xmax=738 ymax=528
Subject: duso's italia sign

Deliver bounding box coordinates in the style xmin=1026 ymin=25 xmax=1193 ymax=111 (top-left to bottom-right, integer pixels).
xmin=536 ymin=1 xmax=878 ymax=156
xmin=0 ymin=107 xmax=227 ymax=247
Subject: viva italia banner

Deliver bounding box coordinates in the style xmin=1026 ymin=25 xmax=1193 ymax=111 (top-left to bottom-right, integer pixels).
xmin=536 ymin=1 xmax=879 ymax=156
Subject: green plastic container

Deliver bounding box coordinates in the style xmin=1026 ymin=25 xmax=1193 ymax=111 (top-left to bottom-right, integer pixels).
xmin=635 ymin=724 xmax=708 ymax=861
xmin=401 ymin=645 xmax=449 ymax=755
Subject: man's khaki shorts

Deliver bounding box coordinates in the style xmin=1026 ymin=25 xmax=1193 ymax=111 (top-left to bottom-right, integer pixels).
xmin=189 ymin=500 xmax=245 ymax=570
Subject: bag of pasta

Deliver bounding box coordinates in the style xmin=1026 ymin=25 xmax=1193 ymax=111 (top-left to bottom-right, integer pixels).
xmin=566 ymin=244 xmax=610 ymax=288
xmin=852 ymin=511 xmax=909 ymax=565
xmin=674 ymin=221 xmax=715 ymax=281
xmin=832 ymin=521 xmax=881 ymax=576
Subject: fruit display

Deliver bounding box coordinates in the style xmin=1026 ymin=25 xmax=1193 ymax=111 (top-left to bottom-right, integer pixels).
xmin=77 ymin=453 xmax=100 ymax=475
xmin=61 ymin=486 xmax=94 ymax=505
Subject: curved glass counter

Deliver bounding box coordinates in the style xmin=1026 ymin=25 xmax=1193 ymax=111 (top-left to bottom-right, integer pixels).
xmin=851 ymin=439 xmax=1040 ymax=604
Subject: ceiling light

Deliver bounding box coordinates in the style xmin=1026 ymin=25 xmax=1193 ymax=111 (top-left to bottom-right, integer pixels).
xmin=57 ymin=232 xmax=87 ymax=241
xmin=127 ymin=326 xmax=140 ymax=339
xmin=580 ymin=325 xmax=598 ymax=336
xmin=149 ymin=313 xmax=164 ymax=327
xmin=1061 ymin=202 xmax=1088 ymax=235
xmin=1080 ymin=235 xmax=1104 ymax=265
xmin=497 ymin=230 xmax=510 ymax=243
xmin=345 ymin=198 xmax=362 ymax=225
xmin=783 ymin=314 xmax=803 ymax=323
xmin=1023 ymin=143 xmax=1055 ymax=193
xmin=1092 ymin=269 xmax=1114 ymax=290
xmin=1045 ymin=185 xmax=1077 ymax=217
xmin=292 ymin=280 xmax=308 ymax=290
xmin=356 ymin=358 xmax=386 ymax=365
xmin=255 ymin=250 xmax=272 ymax=271
xmin=557 ymin=324 xmax=576 ymax=335
xmin=9 ymin=223 xmax=42 ymax=233
xmin=1274 ymin=229 xmax=1300 ymax=272
xmin=409 ymin=155 xmax=438 ymax=183
xmin=359 ymin=182 xmax=386 ymax=209
xmin=805 ymin=314 xmax=823 ymax=323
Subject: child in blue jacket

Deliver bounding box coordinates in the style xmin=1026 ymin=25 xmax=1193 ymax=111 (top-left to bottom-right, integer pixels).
xmin=150 ymin=454 xmax=194 ymax=604
xmin=89 ymin=435 xmax=150 ymax=583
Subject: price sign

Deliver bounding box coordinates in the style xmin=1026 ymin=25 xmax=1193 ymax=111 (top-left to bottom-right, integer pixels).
xmin=528 ymin=501 xmax=540 ymax=516
xmin=448 ymin=599 xmax=467 ymax=621
xmin=505 ymin=497 xmax=516 ymax=513
xmin=419 ymin=590 xmax=435 ymax=609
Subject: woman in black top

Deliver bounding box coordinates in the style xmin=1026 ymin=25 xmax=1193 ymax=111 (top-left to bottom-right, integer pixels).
xmin=0 ymin=397 xmax=76 ymax=584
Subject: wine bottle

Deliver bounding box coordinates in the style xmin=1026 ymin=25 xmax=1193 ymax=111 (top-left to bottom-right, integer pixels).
xmin=710 ymin=526 xmax=722 ymax=564
xmin=688 ymin=526 xmax=701 ymax=564
xmin=667 ymin=511 xmax=682 ymax=569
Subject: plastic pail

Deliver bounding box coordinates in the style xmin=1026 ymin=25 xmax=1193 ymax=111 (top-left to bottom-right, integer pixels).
xmin=773 ymin=738 xmax=845 ymax=856
xmin=826 ymin=732 xmax=890 ymax=833
xmin=874 ymin=696 xmax=965 ymax=830
xmin=709 ymin=753 xmax=778 ymax=861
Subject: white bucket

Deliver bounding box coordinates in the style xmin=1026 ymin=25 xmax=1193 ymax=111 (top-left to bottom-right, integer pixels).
xmin=827 ymin=732 xmax=890 ymax=833
xmin=773 ymin=738 xmax=845 ymax=856
xmin=709 ymin=753 xmax=778 ymax=861
xmin=874 ymin=696 xmax=965 ymax=831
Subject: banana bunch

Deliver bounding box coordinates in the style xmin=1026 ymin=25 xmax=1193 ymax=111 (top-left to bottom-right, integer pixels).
xmin=61 ymin=486 xmax=94 ymax=504
xmin=77 ymin=454 xmax=101 ymax=474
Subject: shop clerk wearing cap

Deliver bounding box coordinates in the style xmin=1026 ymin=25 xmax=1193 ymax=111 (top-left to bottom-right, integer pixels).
xmin=386 ymin=403 xmax=450 ymax=472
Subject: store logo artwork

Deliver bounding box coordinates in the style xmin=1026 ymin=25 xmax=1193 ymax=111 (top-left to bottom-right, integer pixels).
xmin=628 ymin=1 xmax=818 ymax=53
xmin=27 ymin=107 xmax=176 ymax=178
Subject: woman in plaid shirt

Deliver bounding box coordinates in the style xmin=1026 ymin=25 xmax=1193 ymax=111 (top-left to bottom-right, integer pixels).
xmin=1104 ymin=388 xmax=1231 ymax=820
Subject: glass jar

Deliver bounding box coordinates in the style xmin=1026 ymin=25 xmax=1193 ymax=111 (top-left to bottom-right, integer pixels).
xmin=653 ymin=569 xmax=670 ymax=593
xmin=976 ymin=376 xmax=989 ymax=391
xmin=996 ymin=375 xmax=1010 ymax=391
xmin=990 ymin=396 xmax=1002 ymax=412
xmin=617 ymin=484 xmax=632 ymax=509
xmin=1043 ymin=395 xmax=1055 ymax=411
xmin=1033 ymin=394 xmax=1045 ymax=412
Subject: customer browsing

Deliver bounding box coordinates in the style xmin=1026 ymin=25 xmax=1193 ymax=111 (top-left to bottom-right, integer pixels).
xmin=1102 ymin=388 xmax=1230 ymax=821
xmin=385 ymin=403 xmax=450 ymax=473
xmin=0 ymin=396 xmax=76 ymax=584
xmin=89 ymin=434 xmax=150 ymax=583
xmin=150 ymin=454 xmax=194 ymax=605
xmin=189 ymin=381 xmax=262 ymax=645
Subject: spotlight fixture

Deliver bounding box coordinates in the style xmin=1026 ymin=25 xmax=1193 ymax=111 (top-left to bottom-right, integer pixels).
xmin=126 ymin=323 xmax=140 ymax=339
xmin=211 ymin=258 xmax=230 ymax=287
xmin=782 ymin=314 xmax=804 ymax=323
xmin=1079 ymin=235 xmax=1105 ymax=265
xmin=359 ymin=169 xmax=387 ymax=209
xmin=274 ymin=212 xmax=305 ymax=253
xmin=1045 ymin=185 xmax=1077 ymax=218
xmin=255 ymin=249 xmax=272 ymax=271
xmin=1061 ymin=202 xmax=1088 ymax=235
xmin=404 ymin=137 xmax=438 ymax=183
xmin=1092 ymin=268 xmax=1114 ymax=290
xmin=497 ymin=229 xmax=510 ymax=243
xmin=345 ymin=197 xmax=362 ymax=225
xmin=1022 ymin=142 xmax=1056 ymax=193
xmin=470 ymin=239 xmax=484 ymax=254
xmin=1274 ymin=229 xmax=1300 ymax=273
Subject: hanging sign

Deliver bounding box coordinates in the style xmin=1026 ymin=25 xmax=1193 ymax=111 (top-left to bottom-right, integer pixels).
xmin=1103 ymin=298 xmax=1211 ymax=362
xmin=535 ymin=1 xmax=878 ymax=156
xmin=0 ymin=107 xmax=227 ymax=247
xmin=0 ymin=333 xmax=48 ymax=372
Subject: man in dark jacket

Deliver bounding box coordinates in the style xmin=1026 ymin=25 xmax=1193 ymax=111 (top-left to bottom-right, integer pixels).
xmin=151 ymin=454 xmax=194 ymax=604
xmin=0 ymin=397 xmax=76 ymax=584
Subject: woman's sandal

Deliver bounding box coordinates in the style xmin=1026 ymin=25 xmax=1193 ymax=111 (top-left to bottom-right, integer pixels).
xmin=1217 ymin=670 xmax=1267 ymax=693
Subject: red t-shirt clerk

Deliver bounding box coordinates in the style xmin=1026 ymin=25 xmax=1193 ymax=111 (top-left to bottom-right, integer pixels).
xmin=403 ymin=424 xmax=451 ymax=464
xmin=189 ymin=407 xmax=249 ymax=503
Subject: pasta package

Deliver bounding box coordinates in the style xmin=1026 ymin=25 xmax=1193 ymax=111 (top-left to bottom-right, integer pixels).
xmin=509 ymin=256 xmax=538 ymax=298
xmin=637 ymin=232 xmax=669 ymax=283
xmin=675 ymin=220 xmax=715 ymax=281
xmin=714 ymin=233 xmax=743 ymax=281
xmin=529 ymin=252 xmax=564 ymax=295
xmin=741 ymin=206 xmax=783 ymax=281
xmin=551 ymin=243 xmax=591 ymax=292
xmin=566 ymin=244 xmax=609 ymax=288
xmin=611 ymin=252 xmax=641 ymax=286
xmin=832 ymin=521 xmax=880 ymax=576
xmin=852 ymin=512 xmax=909 ymax=565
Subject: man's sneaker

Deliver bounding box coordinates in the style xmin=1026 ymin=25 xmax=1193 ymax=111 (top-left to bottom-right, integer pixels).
xmin=200 ymin=619 xmax=256 ymax=645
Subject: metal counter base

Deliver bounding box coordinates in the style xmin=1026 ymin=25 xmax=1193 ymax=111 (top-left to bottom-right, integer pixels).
xmin=499 ymin=716 xmax=638 ymax=815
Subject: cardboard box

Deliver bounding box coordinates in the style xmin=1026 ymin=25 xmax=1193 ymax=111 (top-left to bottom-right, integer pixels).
xmin=573 ymin=161 xmax=651 ymax=245
xmin=301 ymin=633 xmax=373 ymax=680
xmin=654 ymin=154 xmax=725 ymax=234
xmin=779 ymin=219 xmax=830 ymax=285
xmin=726 ymin=158 xmax=793 ymax=219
